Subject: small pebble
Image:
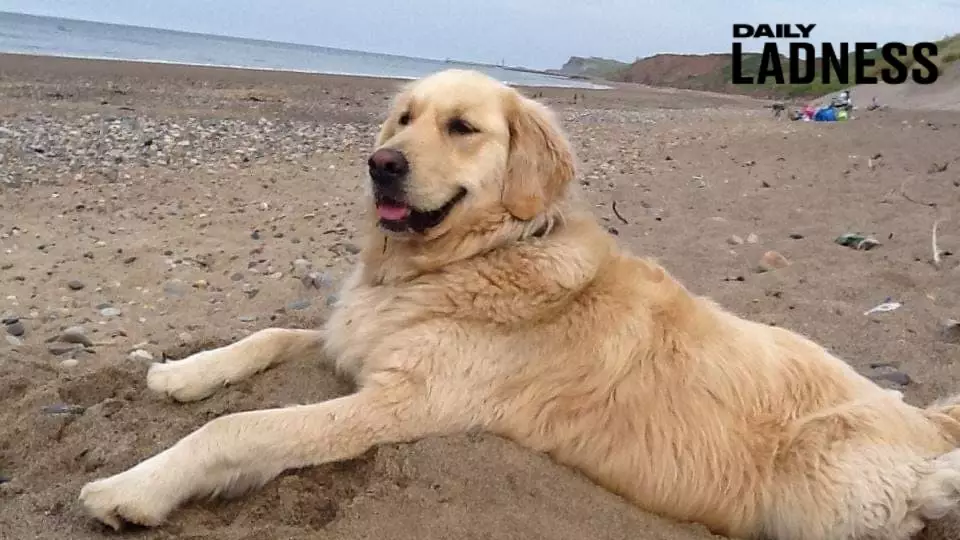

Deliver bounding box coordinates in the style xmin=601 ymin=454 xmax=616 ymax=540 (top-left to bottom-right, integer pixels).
xmin=100 ymin=307 xmax=122 ymax=318
xmin=5 ymin=335 xmax=22 ymax=347
xmin=727 ymin=235 xmax=744 ymax=246
xmin=48 ymin=342 xmax=82 ymax=356
xmin=746 ymin=233 xmax=759 ymax=244
xmin=5 ymin=320 xmax=25 ymax=337
xmin=239 ymin=315 xmax=257 ymax=322
xmin=941 ymin=319 xmax=960 ymax=344
xmin=287 ymin=299 xmax=311 ymax=311
xmin=757 ymin=251 xmax=790 ymax=273
xmin=59 ymin=326 xmax=94 ymax=347
xmin=873 ymin=370 xmax=912 ymax=386
xmin=67 ymin=280 xmax=86 ymax=290
xmin=301 ymin=271 xmax=327 ymax=289
xmin=128 ymin=349 xmax=154 ymax=362
xmin=59 ymin=359 xmax=79 ymax=369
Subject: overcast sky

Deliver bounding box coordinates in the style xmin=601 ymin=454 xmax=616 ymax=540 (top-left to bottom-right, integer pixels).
xmin=1 ymin=0 xmax=957 ymax=68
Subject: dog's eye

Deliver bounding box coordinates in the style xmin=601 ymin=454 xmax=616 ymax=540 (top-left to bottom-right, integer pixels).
xmin=398 ymin=112 xmax=411 ymax=125
xmin=447 ymin=118 xmax=477 ymax=135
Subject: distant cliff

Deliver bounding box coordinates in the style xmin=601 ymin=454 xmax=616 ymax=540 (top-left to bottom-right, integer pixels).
xmin=550 ymin=56 xmax=630 ymax=79
xmin=555 ymin=33 xmax=960 ymax=100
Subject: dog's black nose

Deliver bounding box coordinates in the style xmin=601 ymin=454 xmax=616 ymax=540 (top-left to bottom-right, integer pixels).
xmin=368 ymin=148 xmax=409 ymax=185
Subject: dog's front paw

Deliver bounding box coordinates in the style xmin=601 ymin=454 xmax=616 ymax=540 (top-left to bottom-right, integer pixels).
xmin=79 ymin=472 xmax=176 ymax=530
xmin=147 ymin=350 xmax=229 ymax=402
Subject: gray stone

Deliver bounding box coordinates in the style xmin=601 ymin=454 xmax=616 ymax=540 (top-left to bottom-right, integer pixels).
xmin=100 ymin=307 xmax=122 ymax=318
xmin=67 ymin=280 xmax=86 ymax=290
xmin=5 ymin=320 xmax=25 ymax=337
xmin=59 ymin=326 xmax=94 ymax=347
xmin=873 ymin=370 xmax=913 ymax=386
xmin=286 ymin=299 xmax=311 ymax=311
xmin=48 ymin=342 xmax=82 ymax=356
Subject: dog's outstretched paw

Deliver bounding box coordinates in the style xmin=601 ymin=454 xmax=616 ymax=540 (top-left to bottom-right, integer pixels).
xmin=79 ymin=474 xmax=172 ymax=530
xmin=146 ymin=350 xmax=231 ymax=402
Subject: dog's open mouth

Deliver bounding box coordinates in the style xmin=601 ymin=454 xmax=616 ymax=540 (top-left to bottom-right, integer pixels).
xmin=376 ymin=188 xmax=467 ymax=233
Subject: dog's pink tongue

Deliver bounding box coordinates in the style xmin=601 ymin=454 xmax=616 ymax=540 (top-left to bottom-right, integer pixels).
xmin=376 ymin=203 xmax=410 ymax=221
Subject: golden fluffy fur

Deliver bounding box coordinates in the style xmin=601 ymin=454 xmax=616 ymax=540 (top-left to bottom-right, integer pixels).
xmin=79 ymin=69 xmax=960 ymax=539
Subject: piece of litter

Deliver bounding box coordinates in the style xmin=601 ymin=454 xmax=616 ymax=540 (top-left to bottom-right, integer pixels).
xmin=41 ymin=404 xmax=86 ymax=416
xmin=835 ymin=233 xmax=881 ymax=251
xmin=864 ymin=300 xmax=902 ymax=316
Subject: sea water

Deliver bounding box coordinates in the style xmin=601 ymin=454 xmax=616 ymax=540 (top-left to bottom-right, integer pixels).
xmin=0 ymin=11 xmax=608 ymax=89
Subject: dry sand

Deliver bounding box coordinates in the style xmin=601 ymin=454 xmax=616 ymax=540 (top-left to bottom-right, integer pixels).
xmin=1 ymin=53 xmax=960 ymax=539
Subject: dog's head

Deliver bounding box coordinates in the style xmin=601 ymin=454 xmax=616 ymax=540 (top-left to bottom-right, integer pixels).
xmin=366 ymin=69 xmax=576 ymax=239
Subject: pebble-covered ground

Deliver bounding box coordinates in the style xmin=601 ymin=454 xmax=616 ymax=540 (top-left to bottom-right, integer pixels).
xmin=1 ymin=53 xmax=960 ymax=540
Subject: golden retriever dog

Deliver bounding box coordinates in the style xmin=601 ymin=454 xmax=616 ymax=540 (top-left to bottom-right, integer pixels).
xmin=79 ymin=69 xmax=960 ymax=539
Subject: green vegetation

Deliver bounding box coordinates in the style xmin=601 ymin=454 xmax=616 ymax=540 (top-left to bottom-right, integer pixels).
xmin=554 ymin=56 xmax=631 ymax=79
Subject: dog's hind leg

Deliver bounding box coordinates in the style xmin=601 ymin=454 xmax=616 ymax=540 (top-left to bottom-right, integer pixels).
xmin=80 ymin=380 xmax=442 ymax=530
xmin=760 ymin=400 xmax=960 ymax=540
xmin=147 ymin=328 xmax=325 ymax=402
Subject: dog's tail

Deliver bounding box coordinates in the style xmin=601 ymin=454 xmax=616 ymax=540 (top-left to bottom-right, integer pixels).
xmin=911 ymin=449 xmax=960 ymax=521
xmin=911 ymin=396 xmax=960 ymax=520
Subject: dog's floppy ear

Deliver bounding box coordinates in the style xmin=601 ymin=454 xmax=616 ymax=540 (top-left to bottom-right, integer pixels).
xmin=502 ymin=93 xmax=576 ymax=220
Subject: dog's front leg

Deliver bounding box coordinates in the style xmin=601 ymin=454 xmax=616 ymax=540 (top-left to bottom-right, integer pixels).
xmin=148 ymin=328 xmax=326 ymax=402
xmin=79 ymin=383 xmax=433 ymax=530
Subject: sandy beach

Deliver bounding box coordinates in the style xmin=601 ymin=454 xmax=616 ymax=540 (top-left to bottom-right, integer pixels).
xmin=2 ymin=53 xmax=960 ymax=539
